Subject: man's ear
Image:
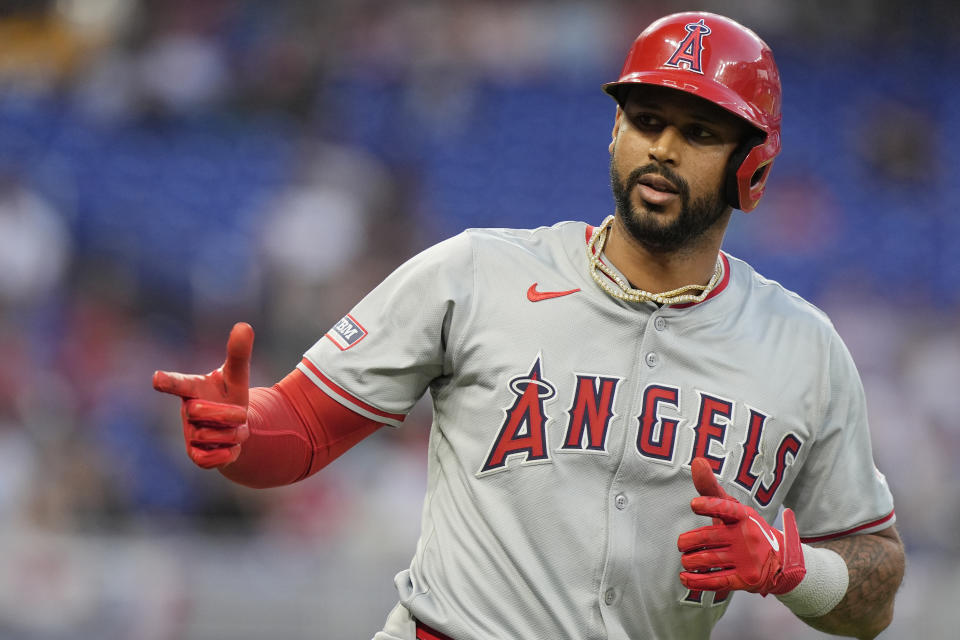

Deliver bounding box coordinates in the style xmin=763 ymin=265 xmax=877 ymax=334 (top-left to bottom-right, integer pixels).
xmin=610 ymin=107 xmax=622 ymax=155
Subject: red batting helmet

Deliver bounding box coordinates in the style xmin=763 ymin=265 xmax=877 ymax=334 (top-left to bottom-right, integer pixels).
xmin=603 ymin=12 xmax=782 ymax=212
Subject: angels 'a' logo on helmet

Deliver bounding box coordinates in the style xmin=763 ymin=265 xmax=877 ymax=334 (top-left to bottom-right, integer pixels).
xmin=663 ymin=18 xmax=711 ymax=74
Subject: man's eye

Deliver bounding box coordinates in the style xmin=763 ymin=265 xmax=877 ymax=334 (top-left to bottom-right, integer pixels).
xmin=689 ymin=125 xmax=714 ymax=139
xmin=632 ymin=113 xmax=661 ymax=128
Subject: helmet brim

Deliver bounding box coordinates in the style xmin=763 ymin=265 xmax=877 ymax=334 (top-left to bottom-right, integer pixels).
xmin=602 ymin=71 xmax=776 ymax=135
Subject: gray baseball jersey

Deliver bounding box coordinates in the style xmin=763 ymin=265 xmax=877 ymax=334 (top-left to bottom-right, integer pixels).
xmin=298 ymin=220 xmax=895 ymax=640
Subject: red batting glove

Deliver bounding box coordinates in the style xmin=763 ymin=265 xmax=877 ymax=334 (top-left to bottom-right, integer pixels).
xmin=677 ymin=457 xmax=806 ymax=596
xmin=152 ymin=322 xmax=253 ymax=469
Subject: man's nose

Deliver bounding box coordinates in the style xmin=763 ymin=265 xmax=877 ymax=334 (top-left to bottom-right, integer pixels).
xmin=648 ymin=126 xmax=683 ymax=165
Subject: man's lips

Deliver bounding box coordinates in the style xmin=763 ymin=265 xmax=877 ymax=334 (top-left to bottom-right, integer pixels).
xmin=637 ymin=174 xmax=678 ymax=193
xmin=635 ymin=174 xmax=679 ymax=206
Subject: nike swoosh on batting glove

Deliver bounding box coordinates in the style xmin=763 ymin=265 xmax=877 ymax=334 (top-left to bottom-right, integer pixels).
xmin=677 ymin=457 xmax=806 ymax=596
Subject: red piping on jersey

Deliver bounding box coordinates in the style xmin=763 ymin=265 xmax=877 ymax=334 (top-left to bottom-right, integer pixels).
xmin=799 ymin=510 xmax=896 ymax=544
xmin=415 ymin=620 xmax=455 ymax=640
xmin=299 ymin=357 xmax=406 ymax=422
xmin=583 ymin=223 xmax=731 ymax=307
xmin=670 ymin=253 xmax=731 ymax=308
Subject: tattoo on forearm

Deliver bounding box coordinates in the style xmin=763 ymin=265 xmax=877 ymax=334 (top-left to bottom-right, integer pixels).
xmin=804 ymin=531 xmax=905 ymax=637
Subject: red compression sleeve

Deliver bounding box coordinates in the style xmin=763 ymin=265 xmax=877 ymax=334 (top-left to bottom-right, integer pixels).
xmin=219 ymin=368 xmax=382 ymax=488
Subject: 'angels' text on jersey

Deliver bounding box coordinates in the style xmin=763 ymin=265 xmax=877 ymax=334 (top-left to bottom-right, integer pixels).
xmin=478 ymin=354 xmax=800 ymax=509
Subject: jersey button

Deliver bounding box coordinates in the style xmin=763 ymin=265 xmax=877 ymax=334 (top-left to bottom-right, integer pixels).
xmin=645 ymin=352 xmax=659 ymax=367
xmin=614 ymin=494 xmax=628 ymax=510
xmin=654 ymin=317 xmax=667 ymax=331
xmin=604 ymin=588 xmax=616 ymax=605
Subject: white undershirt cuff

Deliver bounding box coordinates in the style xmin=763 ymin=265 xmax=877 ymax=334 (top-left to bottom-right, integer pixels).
xmin=776 ymin=544 xmax=849 ymax=618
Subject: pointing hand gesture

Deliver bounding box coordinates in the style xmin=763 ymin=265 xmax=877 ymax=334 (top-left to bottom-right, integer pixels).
xmin=677 ymin=457 xmax=806 ymax=596
xmin=153 ymin=322 xmax=254 ymax=469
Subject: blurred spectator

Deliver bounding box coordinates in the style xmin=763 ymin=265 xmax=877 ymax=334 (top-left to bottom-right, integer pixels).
xmin=256 ymin=139 xmax=417 ymax=364
xmin=0 ymin=401 xmax=35 ymax=525
xmin=900 ymin=323 xmax=960 ymax=552
xmin=0 ymin=0 xmax=94 ymax=93
xmin=135 ymin=30 xmax=229 ymax=117
xmin=0 ymin=167 xmax=71 ymax=308
xmin=259 ymin=143 xmax=387 ymax=288
xmin=854 ymin=98 xmax=940 ymax=189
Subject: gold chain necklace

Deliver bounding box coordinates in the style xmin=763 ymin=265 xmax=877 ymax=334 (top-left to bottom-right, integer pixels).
xmin=586 ymin=215 xmax=723 ymax=305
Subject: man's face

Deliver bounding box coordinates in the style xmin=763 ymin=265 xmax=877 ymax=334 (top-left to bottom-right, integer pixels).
xmin=609 ymin=85 xmax=748 ymax=253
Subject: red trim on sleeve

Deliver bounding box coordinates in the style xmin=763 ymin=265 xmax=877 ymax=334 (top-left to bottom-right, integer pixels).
xmin=799 ymin=511 xmax=896 ymax=544
xmin=299 ymin=357 xmax=406 ymax=422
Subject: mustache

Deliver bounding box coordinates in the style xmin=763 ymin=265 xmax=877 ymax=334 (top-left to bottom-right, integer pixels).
xmin=623 ymin=163 xmax=690 ymax=200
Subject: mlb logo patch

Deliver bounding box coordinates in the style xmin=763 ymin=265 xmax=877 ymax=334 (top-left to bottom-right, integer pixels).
xmin=326 ymin=314 xmax=368 ymax=350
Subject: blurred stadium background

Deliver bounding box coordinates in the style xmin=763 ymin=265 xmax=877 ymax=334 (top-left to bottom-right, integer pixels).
xmin=0 ymin=0 xmax=957 ymax=638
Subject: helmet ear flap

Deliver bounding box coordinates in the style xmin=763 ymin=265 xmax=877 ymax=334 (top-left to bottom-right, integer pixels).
xmin=724 ymin=133 xmax=765 ymax=210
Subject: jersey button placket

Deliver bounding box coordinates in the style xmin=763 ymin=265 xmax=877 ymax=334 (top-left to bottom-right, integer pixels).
xmin=598 ymin=309 xmax=658 ymax=631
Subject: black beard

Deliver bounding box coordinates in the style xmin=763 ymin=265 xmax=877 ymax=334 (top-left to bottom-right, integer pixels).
xmin=610 ymin=160 xmax=729 ymax=253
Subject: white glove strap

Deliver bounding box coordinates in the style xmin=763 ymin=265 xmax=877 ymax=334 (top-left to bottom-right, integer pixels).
xmin=775 ymin=544 xmax=849 ymax=618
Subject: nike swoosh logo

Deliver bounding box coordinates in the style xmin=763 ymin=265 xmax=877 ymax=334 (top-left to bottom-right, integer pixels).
xmin=527 ymin=283 xmax=581 ymax=302
xmin=748 ymin=516 xmax=779 ymax=552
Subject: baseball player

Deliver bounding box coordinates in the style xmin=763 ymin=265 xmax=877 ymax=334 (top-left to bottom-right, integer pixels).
xmin=153 ymin=12 xmax=904 ymax=640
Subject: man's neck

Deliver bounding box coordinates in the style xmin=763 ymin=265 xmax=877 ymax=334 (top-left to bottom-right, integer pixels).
xmin=603 ymin=215 xmax=729 ymax=294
